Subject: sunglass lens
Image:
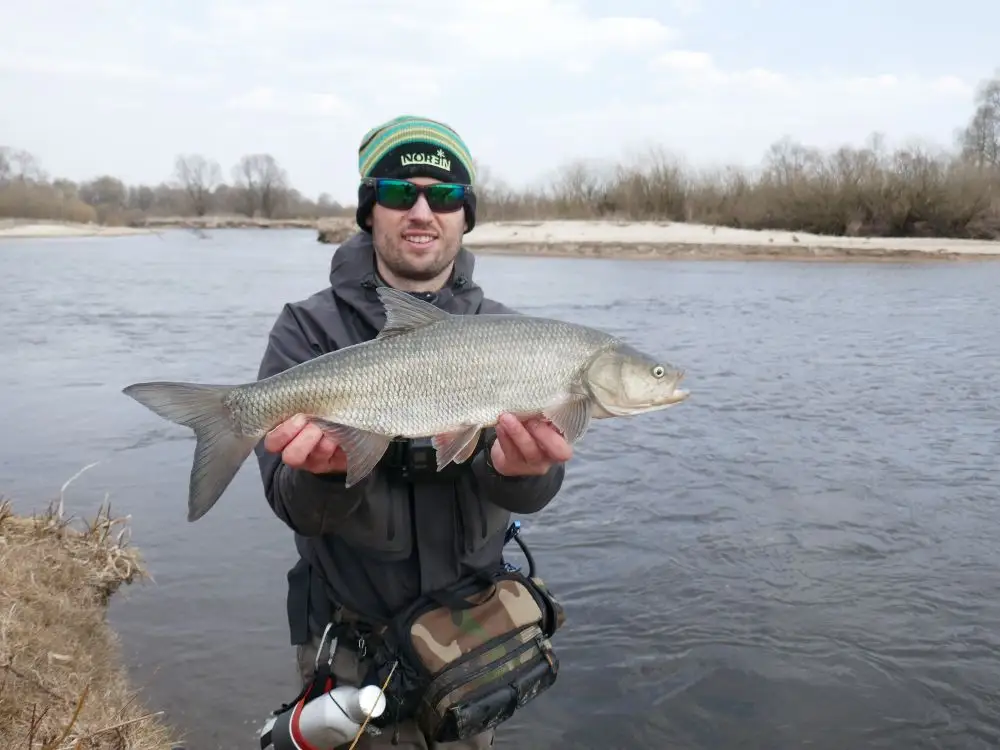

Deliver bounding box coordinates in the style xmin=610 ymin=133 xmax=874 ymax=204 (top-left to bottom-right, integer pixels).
xmin=425 ymin=184 xmax=466 ymax=212
xmin=375 ymin=180 xmax=418 ymax=209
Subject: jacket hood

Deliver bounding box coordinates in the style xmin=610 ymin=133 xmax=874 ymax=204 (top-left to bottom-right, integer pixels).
xmin=327 ymin=231 xmax=486 ymax=332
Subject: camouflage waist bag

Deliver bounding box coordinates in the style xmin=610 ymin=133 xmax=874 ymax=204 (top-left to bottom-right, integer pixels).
xmin=361 ymin=567 xmax=565 ymax=742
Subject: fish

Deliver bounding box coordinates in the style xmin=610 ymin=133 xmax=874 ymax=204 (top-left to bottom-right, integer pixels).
xmin=122 ymin=285 xmax=690 ymax=522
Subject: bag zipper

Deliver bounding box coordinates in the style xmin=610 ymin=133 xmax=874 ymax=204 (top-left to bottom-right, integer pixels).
xmin=425 ymin=625 xmax=545 ymax=709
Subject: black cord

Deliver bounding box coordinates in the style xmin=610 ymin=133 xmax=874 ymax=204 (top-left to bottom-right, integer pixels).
xmin=324 ymin=692 xmax=355 ymax=723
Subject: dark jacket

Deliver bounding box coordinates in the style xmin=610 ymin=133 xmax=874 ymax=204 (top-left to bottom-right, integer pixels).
xmin=254 ymin=231 xmax=566 ymax=644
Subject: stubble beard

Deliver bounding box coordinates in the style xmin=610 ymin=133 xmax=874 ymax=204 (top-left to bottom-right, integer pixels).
xmin=374 ymin=232 xmax=459 ymax=284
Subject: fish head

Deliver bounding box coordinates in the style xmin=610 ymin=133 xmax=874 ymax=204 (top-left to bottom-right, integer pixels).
xmin=583 ymin=342 xmax=689 ymax=418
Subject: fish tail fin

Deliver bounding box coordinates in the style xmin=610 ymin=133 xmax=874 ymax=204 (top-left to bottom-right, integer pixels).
xmin=122 ymin=381 xmax=258 ymax=522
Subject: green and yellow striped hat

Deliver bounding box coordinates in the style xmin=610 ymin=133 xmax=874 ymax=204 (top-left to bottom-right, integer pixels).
xmin=358 ymin=115 xmax=476 ymax=185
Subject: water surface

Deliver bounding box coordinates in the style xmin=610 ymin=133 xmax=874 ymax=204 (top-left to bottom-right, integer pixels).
xmin=1 ymin=229 xmax=998 ymax=749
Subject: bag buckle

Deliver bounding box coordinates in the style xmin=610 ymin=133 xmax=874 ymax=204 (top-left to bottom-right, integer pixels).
xmin=404 ymin=438 xmax=437 ymax=478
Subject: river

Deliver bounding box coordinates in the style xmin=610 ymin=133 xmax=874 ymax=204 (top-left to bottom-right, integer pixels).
xmin=1 ymin=228 xmax=998 ymax=749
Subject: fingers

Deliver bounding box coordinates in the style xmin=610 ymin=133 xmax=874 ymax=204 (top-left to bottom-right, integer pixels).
xmin=496 ymin=414 xmax=537 ymax=465
xmin=264 ymin=415 xmax=344 ymax=472
xmin=281 ymin=423 xmax=325 ymax=468
xmin=309 ymin=434 xmax=338 ymax=464
xmin=495 ymin=413 xmax=574 ymax=470
xmin=526 ymin=420 xmax=574 ymax=463
xmin=262 ymin=414 xmax=307 ymax=453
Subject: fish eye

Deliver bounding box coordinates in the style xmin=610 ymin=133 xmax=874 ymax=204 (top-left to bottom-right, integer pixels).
xmin=651 ymin=365 xmax=665 ymax=378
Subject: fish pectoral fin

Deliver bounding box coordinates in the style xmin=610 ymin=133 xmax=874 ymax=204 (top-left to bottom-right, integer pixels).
xmin=306 ymin=417 xmax=392 ymax=488
xmin=432 ymin=425 xmax=483 ymax=470
xmin=375 ymin=285 xmax=451 ymax=339
xmin=543 ymin=397 xmax=592 ymax=444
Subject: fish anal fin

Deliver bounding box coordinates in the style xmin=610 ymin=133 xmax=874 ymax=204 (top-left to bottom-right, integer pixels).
xmin=307 ymin=417 xmax=392 ymax=487
xmin=543 ymin=397 xmax=592 ymax=444
xmin=375 ymin=285 xmax=450 ymax=339
xmin=432 ymin=425 xmax=483 ymax=470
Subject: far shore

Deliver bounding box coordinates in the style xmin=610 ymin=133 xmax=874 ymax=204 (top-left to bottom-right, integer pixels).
xmin=0 ymin=219 xmax=155 ymax=238
xmin=3 ymin=216 xmax=999 ymax=261
xmin=327 ymin=218 xmax=1000 ymax=262
xmin=0 ymin=214 xmax=328 ymax=239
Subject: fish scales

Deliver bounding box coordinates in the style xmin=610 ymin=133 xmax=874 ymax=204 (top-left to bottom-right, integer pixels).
xmin=230 ymin=314 xmax=613 ymax=438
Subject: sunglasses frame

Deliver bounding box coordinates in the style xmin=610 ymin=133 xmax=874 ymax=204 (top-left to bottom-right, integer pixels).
xmin=362 ymin=177 xmax=473 ymax=214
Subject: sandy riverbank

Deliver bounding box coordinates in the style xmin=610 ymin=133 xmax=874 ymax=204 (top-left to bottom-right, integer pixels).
xmin=6 ymin=217 xmax=999 ymax=260
xmin=0 ymin=215 xmax=338 ymax=239
xmin=140 ymin=215 xmax=325 ymax=230
xmin=0 ymin=493 xmax=179 ymax=749
xmin=464 ymin=220 xmax=1000 ymax=261
xmin=0 ymin=220 xmax=155 ymax=239
xmin=319 ymin=219 xmax=1000 ymax=261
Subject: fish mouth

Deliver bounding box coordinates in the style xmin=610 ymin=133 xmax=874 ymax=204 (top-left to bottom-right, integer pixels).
xmin=591 ymin=372 xmax=690 ymax=417
xmin=628 ymin=387 xmax=690 ymax=413
xmin=654 ymin=373 xmax=690 ymax=408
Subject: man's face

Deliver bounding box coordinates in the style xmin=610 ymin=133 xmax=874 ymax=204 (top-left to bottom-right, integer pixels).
xmin=369 ymin=176 xmax=467 ymax=286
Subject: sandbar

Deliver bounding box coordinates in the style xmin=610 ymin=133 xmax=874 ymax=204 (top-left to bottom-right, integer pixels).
xmin=0 ymin=221 xmax=153 ymax=239
xmin=459 ymin=220 xmax=1000 ymax=261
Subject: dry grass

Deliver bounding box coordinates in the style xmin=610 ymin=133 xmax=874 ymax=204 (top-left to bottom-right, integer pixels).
xmin=0 ymin=181 xmax=98 ymax=225
xmin=0 ymin=476 xmax=178 ymax=749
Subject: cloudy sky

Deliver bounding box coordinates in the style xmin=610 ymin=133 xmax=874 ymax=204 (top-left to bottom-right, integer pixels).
xmin=1 ymin=0 xmax=996 ymax=204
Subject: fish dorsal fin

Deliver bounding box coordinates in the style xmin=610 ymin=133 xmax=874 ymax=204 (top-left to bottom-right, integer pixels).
xmin=375 ymin=285 xmax=450 ymax=339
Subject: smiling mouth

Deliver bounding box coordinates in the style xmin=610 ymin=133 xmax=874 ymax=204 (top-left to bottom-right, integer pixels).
xmin=403 ymin=233 xmax=438 ymax=246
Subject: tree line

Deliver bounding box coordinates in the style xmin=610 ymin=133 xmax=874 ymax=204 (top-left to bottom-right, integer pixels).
xmin=473 ymin=71 xmax=1000 ymax=239
xmin=0 ymin=151 xmax=353 ymax=226
xmin=2 ymin=71 xmax=999 ymax=238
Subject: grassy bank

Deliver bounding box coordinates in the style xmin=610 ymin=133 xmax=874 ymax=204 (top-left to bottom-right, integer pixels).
xmin=0 ymin=495 xmax=178 ymax=749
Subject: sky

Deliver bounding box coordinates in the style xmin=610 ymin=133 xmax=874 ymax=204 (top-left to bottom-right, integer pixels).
xmin=1 ymin=0 xmax=997 ymax=205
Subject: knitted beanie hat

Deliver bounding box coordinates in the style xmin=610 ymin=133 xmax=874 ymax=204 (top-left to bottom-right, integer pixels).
xmin=355 ymin=115 xmax=478 ymax=233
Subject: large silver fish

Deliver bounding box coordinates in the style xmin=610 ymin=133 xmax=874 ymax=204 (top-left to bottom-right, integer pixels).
xmin=122 ymin=286 xmax=690 ymax=521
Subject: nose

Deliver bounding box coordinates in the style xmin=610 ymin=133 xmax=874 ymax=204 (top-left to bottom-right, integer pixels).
xmin=407 ymin=193 xmax=434 ymax=221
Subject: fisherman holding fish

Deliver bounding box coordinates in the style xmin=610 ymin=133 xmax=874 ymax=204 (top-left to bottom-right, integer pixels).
xmin=122 ymin=115 xmax=688 ymax=749
xmin=260 ymin=116 xmax=573 ymax=749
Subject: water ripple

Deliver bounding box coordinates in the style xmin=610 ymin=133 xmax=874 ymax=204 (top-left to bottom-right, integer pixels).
xmin=2 ymin=236 xmax=1000 ymax=749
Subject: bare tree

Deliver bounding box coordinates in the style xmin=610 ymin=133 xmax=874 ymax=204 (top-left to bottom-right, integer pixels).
xmin=78 ymin=175 xmax=127 ymax=209
xmin=0 ymin=147 xmax=10 ymax=185
xmin=958 ymin=73 xmax=1000 ymax=168
xmin=173 ymin=154 xmax=222 ymax=216
xmin=231 ymin=153 xmax=289 ymax=218
xmin=0 ymin=146 xmax=45 ymax=184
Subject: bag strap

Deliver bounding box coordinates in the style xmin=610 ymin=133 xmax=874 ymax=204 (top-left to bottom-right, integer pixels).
xmin=421 ymin=568 xmax=500 ymax=611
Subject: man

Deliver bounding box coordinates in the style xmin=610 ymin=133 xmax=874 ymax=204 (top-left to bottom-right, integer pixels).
xmin=253 ymin=115 xmax=572 ymax=749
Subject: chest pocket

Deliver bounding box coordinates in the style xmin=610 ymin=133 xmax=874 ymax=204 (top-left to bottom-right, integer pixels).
xmin=330 ymin=473 xmax=413 ymax=561
xmin=454 ymin=476 xmax=511 ymax=560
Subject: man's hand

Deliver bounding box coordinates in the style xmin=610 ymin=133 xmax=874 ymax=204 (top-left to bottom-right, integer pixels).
xmin=490 ymin=413 xmax=573 ymax=477
xmin=263 ymin=414 xmax=347 ymax=475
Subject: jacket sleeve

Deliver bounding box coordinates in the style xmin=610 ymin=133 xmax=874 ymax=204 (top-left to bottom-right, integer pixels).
xmin=468 ymin=428 xmax=566 ymax=514
xmin=253 ymin=304 xmax=369 ymax=537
